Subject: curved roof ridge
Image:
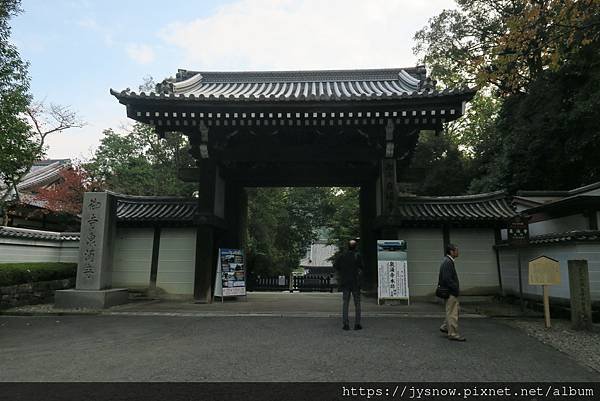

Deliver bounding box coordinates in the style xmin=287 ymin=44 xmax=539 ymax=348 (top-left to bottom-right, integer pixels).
xmin=106 ymin=191 xmax=197 ymax=202
xmin=398 ymin=190 xmax=508 ymax=202
xmin=175 ymin=66 xmax=425 ymax=84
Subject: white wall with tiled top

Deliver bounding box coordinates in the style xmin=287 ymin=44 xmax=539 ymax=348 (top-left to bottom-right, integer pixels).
xmin=395 ymin=227 xmax=500 ymax=297
xmin=111 ymin=227 xmax=153 ymax=289
xmin=498 ymin=243 xmax=600 ymax=302
xmin=156 ymin=228 xmax=196 ymax=296
xmin=529 ymin=214 xmax=589 ymax=236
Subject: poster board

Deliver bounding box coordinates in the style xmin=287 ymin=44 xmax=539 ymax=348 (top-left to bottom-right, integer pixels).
xmin=377 ymin=240 xmax=409 ymax=305
xmin=214 ymin=248 xmax=246 ymax=300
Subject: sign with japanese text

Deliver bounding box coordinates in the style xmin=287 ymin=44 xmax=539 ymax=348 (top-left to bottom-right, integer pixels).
xmin=529 ymin=256 xmax=561 ymax=285
xmin=377 ymin=240 xmax=409 ymax=304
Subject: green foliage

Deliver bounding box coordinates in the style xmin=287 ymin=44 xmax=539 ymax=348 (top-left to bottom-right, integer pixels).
xmin=85 ymin=123 xmax=196 ymax=196
xmin=0 ymin=0 xmax=38 ymax=201
xmin=415 ymin=0 xmax=600 ymax=96
xmin=414 ymin=0 xmax=600 ymax=193
xmin=0 ymin=262 xmax=77 ymax=287
xmin=322 ymin=187 xmax=360 ymax=255
xmin=246 ymin=187 xmax=335 ymax=276
xmin=472 ymin=41 xmax=600 ymax=192
xmin=407 ymin=132 xmax=472 ymax=196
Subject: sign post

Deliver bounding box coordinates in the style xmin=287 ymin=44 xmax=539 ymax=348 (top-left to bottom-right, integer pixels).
xmin=376 ymin=240 xmax=409 ymax=305
xmin=508 ymin=216 xmax=530 ymax=312
xmin=214 ymin=248 xmax=246 ymax=302
xmin=528 ymin=256 xmax=561 ymax=328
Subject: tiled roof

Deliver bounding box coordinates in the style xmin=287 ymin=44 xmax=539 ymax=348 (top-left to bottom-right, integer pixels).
xmin=517 ymin=181 xmax=600 ymax=197
xmin=116 ymin=196 xmax=197 ymax=223
xmin=111 ymin=67 xmax=474 ymax=103
xmin=396 ymin=191 xmax=516 ymax=221
xmin=17 ymin=160 xmax=70 ymax=191
xmin=0 ymin=226 xmax=80 ymax=241
xmin=0 ymin=160 xmax=70 ymax=199
xmin=526 ymin=230 xmax=600 ymax=245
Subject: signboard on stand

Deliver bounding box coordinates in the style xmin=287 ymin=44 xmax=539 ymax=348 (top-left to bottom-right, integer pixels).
xmin=214 ymin=248 xmax=246 ymax=301
xmin=529 ymin=256 xmax=560 ymax=328
xmin=377 ymin=240 xmax=409 ymax=305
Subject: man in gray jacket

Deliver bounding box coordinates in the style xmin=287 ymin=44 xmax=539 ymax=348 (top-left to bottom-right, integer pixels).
xmin=334 ymin=239 xmax=364 ymax=330
xmin=438 ymin=243 xmax=466 ymax=341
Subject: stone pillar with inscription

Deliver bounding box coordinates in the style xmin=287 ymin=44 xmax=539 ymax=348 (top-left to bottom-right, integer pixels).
xmin=55 ymin=192 xmax=129 ymax=309
xmin=568 ymin=260 xmax=593 ymax=331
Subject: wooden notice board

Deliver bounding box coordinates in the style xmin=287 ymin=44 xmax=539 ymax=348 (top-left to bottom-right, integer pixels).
xmin=528 ymin=256 xmax=561 ymax=285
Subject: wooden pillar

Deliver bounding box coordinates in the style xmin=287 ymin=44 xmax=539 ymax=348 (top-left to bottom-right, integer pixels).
xmin=360 ymin=181 xmax=377 ymax=289
xmin=194 ymin=159 xmax=218 ymax=303
xmin=380 ymin=158 xmax=399 ymax=239
xmin=222 ymin=182 xmax=247 ymax=250
xmin=380 ymin=158 xmax=398 ymax=217
xmin=194 ymin=225 xmax=216 ymax=303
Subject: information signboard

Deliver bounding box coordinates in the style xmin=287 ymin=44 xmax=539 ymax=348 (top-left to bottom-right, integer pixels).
xmin=529 ymin=256 xmax=561 ymax=285
xmin=377 ymin=240 xmax=409 ymax=305
xmin=214 ymin=248 xmax=246 ymax=300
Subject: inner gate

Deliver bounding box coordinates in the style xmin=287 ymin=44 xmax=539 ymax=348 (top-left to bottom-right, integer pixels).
xmin=110 ymin=66 xmax=474 ymax=302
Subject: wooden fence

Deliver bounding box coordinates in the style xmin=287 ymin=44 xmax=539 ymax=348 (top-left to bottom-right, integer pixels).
xmin=247 ymin=274 xmax=335 ymax=292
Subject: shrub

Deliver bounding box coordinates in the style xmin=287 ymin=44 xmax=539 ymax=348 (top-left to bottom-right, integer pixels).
xmin=0 ymin=263 xmax=77 ymax=287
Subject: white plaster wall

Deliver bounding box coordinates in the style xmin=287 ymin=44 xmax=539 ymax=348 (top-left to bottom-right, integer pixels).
xmin=497 ymin=244 xmax=593 ymax=301
xmin=58 ymin=242 xmax=80 ymax=263
xmin=449 ymin=228 xmax=500 ymax=294
xmin=111 ymin=227 xmax=153 ymax=288
xmin=0 ymin=237 xmax=63 ymax=263
xmin=395 ymin=228 xmax=444 ymax=297
xmin=529 ymin=214 xmax=588 ymax=236
xmin=156 ymin=227 xmax=196 ymax=295
xmin=573 ymin=244 xmax=600 ymax=301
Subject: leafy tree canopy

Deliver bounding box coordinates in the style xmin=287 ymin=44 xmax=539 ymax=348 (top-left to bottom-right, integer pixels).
xmin=414 ymin=0 xmax=600 ymax=193
xmin=0 ymin=0 xmax=35 ymax=202
xmin=85 ymin=123 xmax=196 ymax=196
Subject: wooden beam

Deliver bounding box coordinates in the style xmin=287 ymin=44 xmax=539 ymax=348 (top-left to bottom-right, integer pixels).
xmin=213 ymin=145 xmax=383 ymax=162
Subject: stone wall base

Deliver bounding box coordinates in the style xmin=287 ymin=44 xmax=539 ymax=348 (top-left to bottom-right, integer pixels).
xmin=55 ymin=288 xmax=129 ymax=309
xmin=0 ymin=278 xmax=75 ymax=309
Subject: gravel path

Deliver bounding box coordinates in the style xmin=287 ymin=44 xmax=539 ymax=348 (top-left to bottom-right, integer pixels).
xmin=503 ymin=319 xmax=600 ymax=373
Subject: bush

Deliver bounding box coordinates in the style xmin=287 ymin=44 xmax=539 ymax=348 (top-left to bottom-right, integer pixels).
xmin=0 ymin=263 xmax=77 ymax=287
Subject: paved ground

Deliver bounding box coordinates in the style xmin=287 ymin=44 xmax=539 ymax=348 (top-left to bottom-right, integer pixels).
xmin=103 ymin=292 xmax=458 ymax=317
xmin=1 ymin=312 xmax=599 ymax=381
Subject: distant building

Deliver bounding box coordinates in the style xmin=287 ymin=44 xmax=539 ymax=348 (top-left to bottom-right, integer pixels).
xmin=0 ymin=160 xmax=80 ymax=231
xmin=299 ymin=240 xmax=338 ymax=276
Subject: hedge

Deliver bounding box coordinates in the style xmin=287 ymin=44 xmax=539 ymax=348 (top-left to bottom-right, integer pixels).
xmin=0 ymin=263 xmax=77 ymax=287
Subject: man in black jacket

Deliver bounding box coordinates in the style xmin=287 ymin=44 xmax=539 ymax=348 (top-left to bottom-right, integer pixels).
xmin=438 ymin=243 xmax=465 ymax=341
xmin=334 ymin=239 xmax=364 ymax=330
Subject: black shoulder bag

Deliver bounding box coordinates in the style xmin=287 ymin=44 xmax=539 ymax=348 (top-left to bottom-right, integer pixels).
xmin=435 ymin=285 xmax=450 ymax=299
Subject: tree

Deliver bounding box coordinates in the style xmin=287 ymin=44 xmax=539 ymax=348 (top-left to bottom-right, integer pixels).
xmin=85 ymin=123 xmax=196 ymax=196
xmin=414 ymin=0 xmax=600 ymax=193
xmin=0 ymin=0 xmax=34 ymax=204
xmin=414 ymin=0 xmax=600 ymax=96
xmin=406 ymin=131 xmax=472 ymax=196
xmin=34 ymin=163 xmax=101 ymax=215
xmin=246 ymin=187 xmax=334 ymax=276
xmin=322 ymin=187 xmax=360 ymax=256
xmin=1 ymin=2 xmax=84 ymax=214
xmin=471 ymin=40 xmax=600 ymax=192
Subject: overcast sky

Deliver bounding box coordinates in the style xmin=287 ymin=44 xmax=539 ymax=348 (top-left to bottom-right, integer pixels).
xmin=12 ymin=0 xmax=456 ymax=160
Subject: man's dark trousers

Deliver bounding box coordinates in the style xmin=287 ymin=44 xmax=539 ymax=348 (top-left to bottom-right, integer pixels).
xmin=342 ymin=288 xmax=361 ymax=327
